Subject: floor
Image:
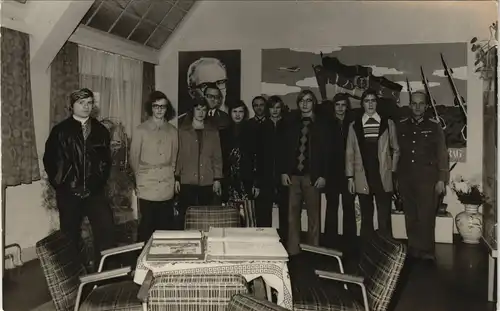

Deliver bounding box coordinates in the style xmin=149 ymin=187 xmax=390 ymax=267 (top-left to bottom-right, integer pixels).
xmin=2 ymin=235 xmax=497 ymax=311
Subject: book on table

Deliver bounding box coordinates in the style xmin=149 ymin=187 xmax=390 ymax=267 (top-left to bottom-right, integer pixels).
xmin=146 ymin=230 xmax=205 ymax=261
xmin=206 ymin=240 xmax=288 ymax=261
xmin=206 ymin=227 xmax=281 ymax=243
xmin=206 ymin=228 xmax=287 ymax=261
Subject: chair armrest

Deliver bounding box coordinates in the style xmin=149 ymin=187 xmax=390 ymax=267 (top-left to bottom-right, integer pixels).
xmin=300 ymin=244 xmax=344 ymax=273
xmin=101 ymin=242 xmax=145 ymax=257
xmin=98 ymin=242 xmax=144 ymax=272
xmin=80 ymin=267 xmax=132 ymax=284
xmin=74 ymin=267 xmax=132 ymax=311
xmin=300 ymin=244 xmax=343 ymax=257
xmin=315 ymin=270 xmax=369 ymax=311
xmin=315 ymin=270 xmax=363 ymax=285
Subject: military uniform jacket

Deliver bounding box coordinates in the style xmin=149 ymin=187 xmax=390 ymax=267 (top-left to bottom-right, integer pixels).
xmin=396 ymin=117 xmax=449 ymax=183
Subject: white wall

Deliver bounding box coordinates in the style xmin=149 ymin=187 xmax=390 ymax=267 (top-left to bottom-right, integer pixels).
xmin=156 ymin=0 xmax=497 ymax=233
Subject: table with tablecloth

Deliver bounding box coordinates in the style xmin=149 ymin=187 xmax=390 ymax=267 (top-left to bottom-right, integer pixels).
xmin=133 ymin=238 xmax=293 ymax=309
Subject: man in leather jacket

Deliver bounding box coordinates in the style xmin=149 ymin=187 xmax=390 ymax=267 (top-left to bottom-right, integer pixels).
xmin=43 ymin=88 xmax=114 ymax=269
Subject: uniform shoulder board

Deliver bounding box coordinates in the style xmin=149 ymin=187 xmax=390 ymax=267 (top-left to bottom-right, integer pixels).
xmin=399 ymin=117 xmax=409 ymax=123
xmin=428 ymin=117 xmax=439 ymax=124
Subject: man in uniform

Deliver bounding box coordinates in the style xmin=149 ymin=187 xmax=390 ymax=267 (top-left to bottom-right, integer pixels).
xmin=396 ymin=91 xmax=449 ymax=262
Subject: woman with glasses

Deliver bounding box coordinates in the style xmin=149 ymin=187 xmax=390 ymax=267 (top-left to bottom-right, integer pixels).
xmin=130 ymin=91 xmax=178 ymax=242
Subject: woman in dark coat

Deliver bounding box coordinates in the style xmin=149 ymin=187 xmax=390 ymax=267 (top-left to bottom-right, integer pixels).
xmin=220 ymin=100 xmax=259 ymax=202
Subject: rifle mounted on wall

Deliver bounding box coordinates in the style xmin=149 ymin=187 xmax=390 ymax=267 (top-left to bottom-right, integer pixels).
xmin=440 ymin=53 xmax=467 ymax=141
xmin=420 ymin=66 xmax=447 ymax=130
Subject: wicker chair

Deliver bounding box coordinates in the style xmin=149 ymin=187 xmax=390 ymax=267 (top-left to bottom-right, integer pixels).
xmin=36 ymin=230 xmax=146 ymax=311
xmin=184 ymin=205 xmax=241 ymax=231
xmin=147 ymin=273 xmax=249 ymax=311
xmin=227 ymin=293 xmax=289 ymax=311
xmin=291 ymin=231 xmax=407 ymax=311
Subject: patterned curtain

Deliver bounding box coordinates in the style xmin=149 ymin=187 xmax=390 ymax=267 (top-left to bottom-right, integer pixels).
xmin=1 ymin=27 xmax=40 ymax=187
xmin=141 ymin=62 xmax=156 ymax=122
xmin=50 ymin=42 xmax=79 ymax=129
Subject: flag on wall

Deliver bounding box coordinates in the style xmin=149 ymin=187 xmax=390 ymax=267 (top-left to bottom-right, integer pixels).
xmin=314 ymin=56 xmax=403 ymax=100
xmin=313 ymin=56 xmax=403 ymax=119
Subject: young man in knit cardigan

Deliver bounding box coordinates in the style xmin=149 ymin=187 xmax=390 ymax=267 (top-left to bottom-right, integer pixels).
xmin=345 ymin=89 xmax=400 ymax=239
xmin=279 ymin=90 xmax=331 ymax=255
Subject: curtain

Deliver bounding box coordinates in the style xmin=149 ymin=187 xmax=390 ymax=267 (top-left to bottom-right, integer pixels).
xmin=50 ymin=42 xmax=79 ymax=129
xmin=142 ymin=62 xmax=156 ymax=122
xmin=1 ymin=27 xmax=40 ymax=187
xmin=78 ymin=45 xmax=143 ymax=138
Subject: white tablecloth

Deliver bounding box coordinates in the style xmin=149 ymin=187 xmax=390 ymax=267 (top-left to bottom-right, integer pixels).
xmin=134 ymin=239 xmax=293 ymax=309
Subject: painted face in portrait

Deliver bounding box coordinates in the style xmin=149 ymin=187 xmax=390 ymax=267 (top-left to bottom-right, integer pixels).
xmin=252 ymin=98 xmax=266 ymax=117
xmin=73 ymin=97 xmax=94 ymax=118
xmin=189 ymin=58 xmax=228 ymax=110
xmin=362 ymin=94 xmax=378 ymax=116
xmin=409 ymin=92 xmax=428 ymax=118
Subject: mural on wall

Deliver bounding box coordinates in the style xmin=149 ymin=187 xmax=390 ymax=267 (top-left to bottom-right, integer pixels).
xmin=177 ymin=49 xmax=241 ymax=120
xmin=261 ymin=43 xmax=468 ymax=162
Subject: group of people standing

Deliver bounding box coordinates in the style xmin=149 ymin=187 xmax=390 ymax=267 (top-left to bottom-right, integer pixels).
xmin=43 ymin=85 xmax=448 ymax=271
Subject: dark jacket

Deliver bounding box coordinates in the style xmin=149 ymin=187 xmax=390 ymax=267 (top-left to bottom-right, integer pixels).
xmin=175 ymin=115 xmax=223 ymax=186
xmin=318 ymin=104 xmax=353 ymax=188
xmin=43 ymin=117 xmax=111 ymax=196
xmin=279 ymin=110 xmax=331 ymax=183
xmin=255 ymin=118 xmax=286 ymax=187
xmin=206 ymin=109 xmax=231 ymax=130
xmin=219 ymin=121 xmax=256 ymax=188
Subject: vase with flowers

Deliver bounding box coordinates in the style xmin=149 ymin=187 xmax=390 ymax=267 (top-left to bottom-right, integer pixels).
xmin=451 ymin=175 xmax=486 ymax=244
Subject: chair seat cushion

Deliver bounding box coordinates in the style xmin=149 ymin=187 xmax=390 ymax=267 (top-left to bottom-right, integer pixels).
xmin=292 ymin=279 xmax=364 ymax=311
xmin=80 ymin=280 xmax=142 ymax=311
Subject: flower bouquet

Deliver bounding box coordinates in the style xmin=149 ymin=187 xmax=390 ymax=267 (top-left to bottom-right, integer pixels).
xmin=451 ymin=175 xmax=486 ymax=244
xmin=450 ymin=175 xmax=486 ymax=206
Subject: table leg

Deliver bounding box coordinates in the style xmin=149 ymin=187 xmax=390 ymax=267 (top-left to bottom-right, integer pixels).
xmin=488 ymin=254 xmax=495 ymax=302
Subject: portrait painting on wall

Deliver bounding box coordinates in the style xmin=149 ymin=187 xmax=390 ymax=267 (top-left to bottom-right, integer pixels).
xmin=262 ymin=43 xmax=468 ymax=162
xmin=177 ymin=49 xmax=241 ymax=119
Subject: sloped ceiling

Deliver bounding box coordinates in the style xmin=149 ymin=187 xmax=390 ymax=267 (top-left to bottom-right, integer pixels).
xmin=81 ymin=0 xmax=196 ymax=50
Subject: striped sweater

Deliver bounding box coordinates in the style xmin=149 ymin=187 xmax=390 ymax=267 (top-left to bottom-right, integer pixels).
xmin=362 ymin=113 xmax=381 ymax=141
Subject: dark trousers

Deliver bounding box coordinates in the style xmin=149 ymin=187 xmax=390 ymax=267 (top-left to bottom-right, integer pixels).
xmin=399 ymin=175 xmax=439 ymax=256
xmin=287 ymin=175 xmax=321 ymax=255
xmin=325 ymin=182 xmax=356 ymax=246
xmin=178 ymin=184 xmax=215 ymax=229
xmin=358 ymin=191 xmax=393 ymax=239
xmin=56 ymin=191 xmax=115 ymax=270
xmin=255 ymin=183 xmax=288 ymax=235
xmin=137 ymin=199 xmax=175 ymax=243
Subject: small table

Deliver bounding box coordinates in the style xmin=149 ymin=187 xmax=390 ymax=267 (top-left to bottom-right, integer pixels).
xmin=481 ymin=235 xmax=497 ymax=302
xmin=134 ymin=238 xmax=293 ymax=309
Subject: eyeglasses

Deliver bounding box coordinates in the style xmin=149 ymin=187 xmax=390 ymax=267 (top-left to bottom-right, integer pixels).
xmin=195 ymin=79 xmax=227 ymax=91
xmin=152 ymin=104 xmax=167 ymax=110
xmin=205 ymin=94 xmax=222 ymax=101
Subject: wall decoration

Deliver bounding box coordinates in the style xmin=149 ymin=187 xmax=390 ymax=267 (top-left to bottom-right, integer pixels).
xmin=262 ymin=43 xmax=468 ymax=161
xmin=177 ymin=49 xmax=241 ymax=119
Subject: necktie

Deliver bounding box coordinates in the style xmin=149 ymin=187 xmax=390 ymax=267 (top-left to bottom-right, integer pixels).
xmin=82 ymin=120 xmax=90 ymax=140
xmin=209 ymin=110 xmax=215 ymax=117
xmin=297 ymin=118 xmax=311 ymax=172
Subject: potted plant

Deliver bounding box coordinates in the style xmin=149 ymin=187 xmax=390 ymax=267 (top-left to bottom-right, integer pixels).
xmin=451 ymin=175 xmax=486 ymax=244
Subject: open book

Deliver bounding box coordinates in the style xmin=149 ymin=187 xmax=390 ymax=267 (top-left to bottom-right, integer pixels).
xmin=207 ymin=227 xmax=281 ymax=243
xmin=206 ymin=240 xmax=288 ymax=261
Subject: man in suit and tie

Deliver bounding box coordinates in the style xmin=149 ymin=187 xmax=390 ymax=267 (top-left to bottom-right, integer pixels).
xmin=205 ymin=85 xmax=231 ymax=130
